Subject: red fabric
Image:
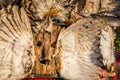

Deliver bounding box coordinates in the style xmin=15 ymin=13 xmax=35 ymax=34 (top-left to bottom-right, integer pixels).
xmin=111 ymin=51 xmax=120 ymax=80
xmin=22 ymin=78 xmax=53 ymax=80
xmin=111 ymin=74 xmax=118 ymax=80
xmin=116 ymin=59 xmax=120 ymax=64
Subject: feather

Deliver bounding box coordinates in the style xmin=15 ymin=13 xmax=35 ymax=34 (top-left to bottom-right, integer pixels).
xmin=0 ymin=6 xmax=35 ymax=80
xmin=56 ymin=17 xmax=115 ymax=80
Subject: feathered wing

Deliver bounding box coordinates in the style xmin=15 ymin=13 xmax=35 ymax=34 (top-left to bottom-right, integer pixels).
xmin=0 ymin=6 xmax=35 ymax=80
xmin=56 ymin=18 xmax=115 ymax=80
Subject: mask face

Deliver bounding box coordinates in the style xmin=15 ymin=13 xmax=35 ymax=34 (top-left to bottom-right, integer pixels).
xmin=22 ymin=0 xmax=76 ymax=27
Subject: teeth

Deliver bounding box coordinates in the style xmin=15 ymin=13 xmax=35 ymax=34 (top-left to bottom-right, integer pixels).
xmin=106 ymin=65 xmax=111 ymax=71
xmin=106 ymin=65 xmax=115 ymax=72
xmin=107 ymin=72 xmax=116 ymax=77
xmin=111 ymin=65 xmax=115 ymax=72
xmin=106 ymin=65 xmax=116 ymax=77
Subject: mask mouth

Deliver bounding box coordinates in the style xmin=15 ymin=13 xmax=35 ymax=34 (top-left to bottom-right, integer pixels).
xmin=40 ymin=59 xmax=50 ymax=65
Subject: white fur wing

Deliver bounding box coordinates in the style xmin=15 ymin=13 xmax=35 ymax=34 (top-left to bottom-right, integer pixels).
xmin=0 ymin=6 xmax=35 ymax=80
xmin=58 ymin=18 xmax=101 ymax=80
xmin=57 ymin=18 xmax=115 ymax=80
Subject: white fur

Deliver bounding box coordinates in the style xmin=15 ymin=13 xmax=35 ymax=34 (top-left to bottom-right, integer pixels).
xmin=100 ymin=25 xmax=115 ymax=66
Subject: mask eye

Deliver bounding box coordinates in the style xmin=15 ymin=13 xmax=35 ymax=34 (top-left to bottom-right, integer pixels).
xmin=51 ymin=18 xmax=57 ymax=21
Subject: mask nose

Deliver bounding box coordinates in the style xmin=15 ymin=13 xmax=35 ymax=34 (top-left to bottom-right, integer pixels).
xmin=39 ymin=46 xmax=51 ymax=65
